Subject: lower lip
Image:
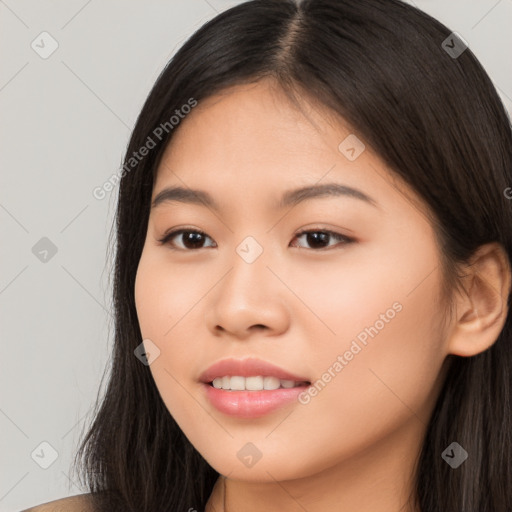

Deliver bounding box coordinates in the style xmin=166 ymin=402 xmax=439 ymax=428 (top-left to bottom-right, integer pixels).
xmin=202 ymin=382 xmax=310 ymax=419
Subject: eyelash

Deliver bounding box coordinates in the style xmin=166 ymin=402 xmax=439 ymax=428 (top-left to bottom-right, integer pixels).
xmin=157 ymin=227 xmax=354 ymax=251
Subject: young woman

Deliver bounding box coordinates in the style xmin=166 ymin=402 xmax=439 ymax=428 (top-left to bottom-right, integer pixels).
xmin=24 ymin=0 xmax=512 ymax=510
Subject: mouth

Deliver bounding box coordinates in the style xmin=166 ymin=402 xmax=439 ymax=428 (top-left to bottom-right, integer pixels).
xmin=199 ymin=357 xmax=312 ymax=417
xmin=202 ymin=378 xmax=313 ymax=419
xmin=199 ymin=356 xmax=311 ymax=386
xmin=207 ymin=376 xmax=311 ymax=391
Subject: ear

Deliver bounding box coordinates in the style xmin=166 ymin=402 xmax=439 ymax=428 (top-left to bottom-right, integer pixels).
xmin=447 ymin=242 xmax=511 ymax=357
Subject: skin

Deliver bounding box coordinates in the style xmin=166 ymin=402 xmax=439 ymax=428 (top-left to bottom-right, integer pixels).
xmin=134 ymin=78 xmax=511 ymax=512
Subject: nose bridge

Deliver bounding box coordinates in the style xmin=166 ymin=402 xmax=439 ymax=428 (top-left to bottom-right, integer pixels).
xmin=229 ymin=223 xmax=290 ymax=286
xmin=224 ymin=233 xmax=270 ymax=300
xmin=205 ymin=231 xmax=289 ymax=336
xmin=235 ymin=234 xmax=266 ymax=267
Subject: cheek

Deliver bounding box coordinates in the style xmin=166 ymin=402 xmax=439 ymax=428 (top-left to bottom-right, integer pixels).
xmin=289 ymin=236 xmax=446 ymax=431
xmin=309 ymin=284 xmax=444 ymax=436
xmin=134 ymin=260 xmax=165 ymax=336
xmin=134 ymin=249 xmax=208 ymax=340
xmin=134 ymin=251 xmax=209 ymax=405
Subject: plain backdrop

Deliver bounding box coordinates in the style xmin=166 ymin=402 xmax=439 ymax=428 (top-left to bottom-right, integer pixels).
xmin=1 ymin=1 xmax=511 ymax=510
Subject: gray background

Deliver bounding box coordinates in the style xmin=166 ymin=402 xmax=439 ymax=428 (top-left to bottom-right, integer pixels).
xmin=1 ymin=1 xmax=511 ymax=511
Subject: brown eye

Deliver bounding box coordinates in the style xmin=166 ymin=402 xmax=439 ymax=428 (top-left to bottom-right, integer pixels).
xmin=291 ymin=229 xmax=354 ymax=250
xmin=158 ymin=228 xmax=353 ymax=251
xmin=158 ymin=229 xmax=216 ymax=250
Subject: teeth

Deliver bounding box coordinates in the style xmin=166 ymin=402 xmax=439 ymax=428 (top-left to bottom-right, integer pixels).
xmin=211 ymin=376 xmax=305 ymax=391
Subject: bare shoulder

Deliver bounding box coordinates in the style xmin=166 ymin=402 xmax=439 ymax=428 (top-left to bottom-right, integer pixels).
xmin=21 ymin=493 xmax=95 ymax=512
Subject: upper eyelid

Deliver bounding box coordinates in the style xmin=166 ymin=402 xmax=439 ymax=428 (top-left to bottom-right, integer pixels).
xmin=159 ymin=227 xmax=347 ymax=239
xmin=158 ymin=227 xmax=353 ymax=248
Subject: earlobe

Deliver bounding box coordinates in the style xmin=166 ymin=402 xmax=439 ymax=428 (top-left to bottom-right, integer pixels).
xmin=447 ymin=242 xmax=511 ymax=357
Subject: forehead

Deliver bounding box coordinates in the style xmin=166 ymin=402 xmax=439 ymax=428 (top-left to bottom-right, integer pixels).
xmin=151 ymin=80 xmax=426 ymax=220
xmin=156 ymin=82 xmax=353 ymax=180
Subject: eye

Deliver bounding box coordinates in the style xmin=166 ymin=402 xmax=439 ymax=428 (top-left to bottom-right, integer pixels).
xmin=290 ymin=229 xmax=354 ymax=250
xmin=157 ymin=229 xmax=216 ymax=250
xmin=157 ymin=227 xmax=354 ymax=251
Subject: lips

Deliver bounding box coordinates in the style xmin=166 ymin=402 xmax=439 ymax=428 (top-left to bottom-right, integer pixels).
xmin=199 ymin=357 xmax=311 ymax=384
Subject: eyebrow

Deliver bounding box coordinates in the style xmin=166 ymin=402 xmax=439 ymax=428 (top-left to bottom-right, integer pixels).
xmin=151 ymin=183 xmax=378 ymax=211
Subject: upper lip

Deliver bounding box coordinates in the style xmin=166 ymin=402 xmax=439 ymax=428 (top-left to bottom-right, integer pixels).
xmin=199 ymin=357 xmax=311 ymax=383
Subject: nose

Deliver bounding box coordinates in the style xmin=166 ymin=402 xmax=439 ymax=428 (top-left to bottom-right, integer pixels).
xmin=204 ymin=248 xmax=290 ymax=340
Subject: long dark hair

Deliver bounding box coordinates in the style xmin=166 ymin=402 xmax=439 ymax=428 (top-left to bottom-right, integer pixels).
xmin=70 ymin=0 xmax=512 ymax=510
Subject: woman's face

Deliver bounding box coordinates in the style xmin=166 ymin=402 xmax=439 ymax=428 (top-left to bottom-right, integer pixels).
xmin=134 ymin=79 xmax=451 ymax=484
